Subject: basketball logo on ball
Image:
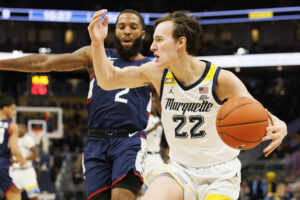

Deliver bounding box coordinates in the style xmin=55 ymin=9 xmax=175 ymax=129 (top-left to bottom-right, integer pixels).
xmin=216 ymin=96 xmax=269 ymax=150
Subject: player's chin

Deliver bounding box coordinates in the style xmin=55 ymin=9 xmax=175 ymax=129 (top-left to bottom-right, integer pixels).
xmin=154 ymin=58 xmax=166 ymax=67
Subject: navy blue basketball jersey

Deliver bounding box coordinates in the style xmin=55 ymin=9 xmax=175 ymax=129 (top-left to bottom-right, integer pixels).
xmin=87 ymin=48 xmax=152 ymax=131
xmin=0 ymin=119 xmax=12 ymax=159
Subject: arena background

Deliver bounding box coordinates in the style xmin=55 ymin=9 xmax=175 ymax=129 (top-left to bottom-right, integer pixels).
xmin=1 ymin=1 xmax=300 ymax=199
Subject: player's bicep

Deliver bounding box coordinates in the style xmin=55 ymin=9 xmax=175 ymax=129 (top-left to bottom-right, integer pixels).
xmin=118 ymin=66 xmax=150 ymax=87
xmin=107 ymin=62 xmax=153 ymax=89
xmin=46 ymin=46 xmax=92 ymax=72
xmin=8 ymin=123 xmax=18 ymax=149
xmin=216 ymin=69 xmax=252 ymax=101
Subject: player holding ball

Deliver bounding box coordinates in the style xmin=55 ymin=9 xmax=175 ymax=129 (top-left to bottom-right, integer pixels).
xmin=88 ymin=9 xmax=287 ymax=200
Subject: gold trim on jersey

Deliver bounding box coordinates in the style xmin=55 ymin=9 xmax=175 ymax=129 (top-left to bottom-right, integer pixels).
xmin=164 ymin=71 xmax=177 ymax=85
xmin=205 ymin=194 xmax=232 ymax=200
xmin=203 ymin=64 xmax=218 ymax=82
xmin=25 ymin=183 xmax=38 ymax=191
xmin=156 ymin=164 xmax=193 ymax=191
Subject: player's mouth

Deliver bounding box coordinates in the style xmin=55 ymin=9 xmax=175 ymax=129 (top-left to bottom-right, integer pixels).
xmin=121 ymin=39 xmax=133 ymax=48
xmin=154 ymin=53 xmax=160 ymax=62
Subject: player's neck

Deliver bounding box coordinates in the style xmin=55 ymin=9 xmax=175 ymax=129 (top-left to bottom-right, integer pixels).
xmin=0 ymin=111 xmax=7 ymax=120
xmin=129 ymin=53 xmax=144 ymax=60
xmin=171 ymin=56 xmax=205 ymax=87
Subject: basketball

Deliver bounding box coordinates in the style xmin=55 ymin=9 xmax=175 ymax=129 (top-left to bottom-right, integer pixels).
xmin=216 ymin=96 xmax=269 ymax=150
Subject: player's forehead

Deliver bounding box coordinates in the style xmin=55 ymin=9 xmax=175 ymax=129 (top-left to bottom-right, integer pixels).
xmin=153 ymin=21 xmax=174 ymax=38
xmin=18 ymin=124 xmax=26 ymax=129
xmin=117 ymin=13 xmax=142 ymax=26
xmin=6 ymin=104 xmax=16 ymax=109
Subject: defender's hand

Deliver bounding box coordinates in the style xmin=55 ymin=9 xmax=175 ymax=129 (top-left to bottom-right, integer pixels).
xmin=88 ymin=9 xmax=109 ymax=46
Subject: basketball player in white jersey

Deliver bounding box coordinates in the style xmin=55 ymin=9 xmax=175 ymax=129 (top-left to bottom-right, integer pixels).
xmin=10 ymin=124 xmax=40 ymax=200
xmin=88 ymin=9 xmax=287 ymax=200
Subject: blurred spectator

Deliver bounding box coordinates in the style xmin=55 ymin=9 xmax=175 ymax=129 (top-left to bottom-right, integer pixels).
xmin=249 ymin=174 xmax=263 ymax=200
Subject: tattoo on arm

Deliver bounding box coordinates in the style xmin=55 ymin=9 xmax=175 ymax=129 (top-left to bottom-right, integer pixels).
xmin=0 ymin=46 xmax=92 ymax=72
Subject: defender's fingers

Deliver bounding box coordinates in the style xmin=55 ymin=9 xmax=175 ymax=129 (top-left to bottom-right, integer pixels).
xmin=91 ymin=10 xmax=107 ymax=22
xmin=103 ymin=15 xmax=109 ymax=26
xmin=93 ymin=9 xmax=108 ymax=18
xmin=88 ymin=16 xmax=104 ymax=31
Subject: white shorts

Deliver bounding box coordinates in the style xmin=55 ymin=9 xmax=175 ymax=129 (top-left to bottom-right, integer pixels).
xmin=160 ymin=157 xmax=241 ymax=200
xmin=144 ymin=153 xmax=165 ymax=186
xmin=9 ymin=167 xmax=40 ymax=197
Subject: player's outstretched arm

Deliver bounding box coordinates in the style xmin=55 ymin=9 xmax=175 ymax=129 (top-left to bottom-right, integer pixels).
xmin=9 ymin=123 xmax=26 ymax=167
xmin=0 ymin=46 xmax=93 ymax=73
xmin=216 ymin=69 xmax=287 ymax=157
xmin=88 ymin=9 xmax=152 ymax=90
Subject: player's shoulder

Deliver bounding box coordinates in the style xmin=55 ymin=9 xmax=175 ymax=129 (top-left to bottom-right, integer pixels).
xmin=9 ymin=121 xmax=17 ymax=130
xmin=24 ymin=134 xmax=35 ymax=143
xmin=217 ymin=68 xmax=237 ymax=83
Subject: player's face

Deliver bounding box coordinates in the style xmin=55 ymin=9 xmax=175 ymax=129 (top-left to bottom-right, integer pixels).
xmin=18 ymin=124 xmax=27 ymax=137
xmin=3 ymin=104 xmax=16 ymax=119
xmin=115 ymin=13 xmax=145 ymax=49
xmin=150 ymin=21 xmax=179 ymax=66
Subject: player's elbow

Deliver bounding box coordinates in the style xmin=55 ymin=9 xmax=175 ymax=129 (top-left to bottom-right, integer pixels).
xmin=96 ymin=73 xmax=118 ymax=90
xmin=96 ymin=80 xmax=114 ymax=90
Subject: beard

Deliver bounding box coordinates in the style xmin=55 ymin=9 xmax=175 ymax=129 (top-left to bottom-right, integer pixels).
xmin=114 ymin=35 xmax=143 ymax=61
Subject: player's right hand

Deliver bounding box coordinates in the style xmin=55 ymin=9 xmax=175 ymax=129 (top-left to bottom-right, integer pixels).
xmin=88 ymin=9 xmax=109 ymax=46
xmin=19 ymin=158 xmax=26 ymax=167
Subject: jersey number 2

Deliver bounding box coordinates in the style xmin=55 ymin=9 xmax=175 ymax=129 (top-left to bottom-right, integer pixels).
xmin=87 ymin=78 xmax=129 ymax=104
xmin=115 ymin=88 xmax=130 ymax=103
xmin=0 ymin=128 xmax=5 ymax=144
xmin=173 ymin=115 xmax=206 ymax=138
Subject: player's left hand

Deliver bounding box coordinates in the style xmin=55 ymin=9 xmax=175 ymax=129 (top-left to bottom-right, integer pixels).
xmin=262 ymin=113 xmax=287 ymax=157
xmin=88 ymin=9 xmax=109 ymax=46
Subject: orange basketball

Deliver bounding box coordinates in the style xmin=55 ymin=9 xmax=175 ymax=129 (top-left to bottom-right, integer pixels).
xmin=216 ymin=96 xmax=269 ymax=150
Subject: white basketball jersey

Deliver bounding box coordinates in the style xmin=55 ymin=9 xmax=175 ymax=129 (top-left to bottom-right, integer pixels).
xmin=144 ymin=115 xmax=163 ymax=152
xmin=12 ymin=134 xmax=36 ymax=168
xmin=160 ymin=61 xmax=239 ymax=167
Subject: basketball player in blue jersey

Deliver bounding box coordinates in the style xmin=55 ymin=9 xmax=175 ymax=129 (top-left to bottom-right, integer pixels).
xmin=0 ymin=10 xmax=151 ymax=200
xmin=0 ymin=96 xmax=26 ymax=200
xmin=88 ymin=9 xmax=288 ymax=200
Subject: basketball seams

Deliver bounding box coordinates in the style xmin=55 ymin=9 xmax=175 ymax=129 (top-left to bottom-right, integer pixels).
xmin=216 ymin=96 xmax=268 ymax=150
xmin=216 ymin=120 xmax=268 ymax=127
xmin=220 ymin=131 xmax=262 ymax=143
xmin=217 ymin=99 xmax=226 ymax=136
xmin=217 ymin=102 xmax=262 ymax=121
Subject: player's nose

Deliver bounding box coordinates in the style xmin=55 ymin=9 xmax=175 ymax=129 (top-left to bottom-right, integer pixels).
xmin=124 ymin=26 xmax=131 ymax=35
xmin=150 ymin=42 xmax=157 ymax=52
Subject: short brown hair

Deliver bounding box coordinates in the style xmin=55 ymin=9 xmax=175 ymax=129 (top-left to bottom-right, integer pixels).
xmin=154 ymin=11 xmax=202 ymax=56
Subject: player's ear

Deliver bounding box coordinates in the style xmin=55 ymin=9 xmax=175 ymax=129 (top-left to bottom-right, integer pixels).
xmin=177 ymin=36 xmax=186 ymax=49
xmin=141 ymin=30 xmax=146 ymax=40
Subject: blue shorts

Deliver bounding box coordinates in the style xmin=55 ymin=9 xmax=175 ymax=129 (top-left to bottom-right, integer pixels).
xmin=0 ymin=157 xmax=15 ymax=195
xmin=83 ymin=131 xmax=147 ymax=199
